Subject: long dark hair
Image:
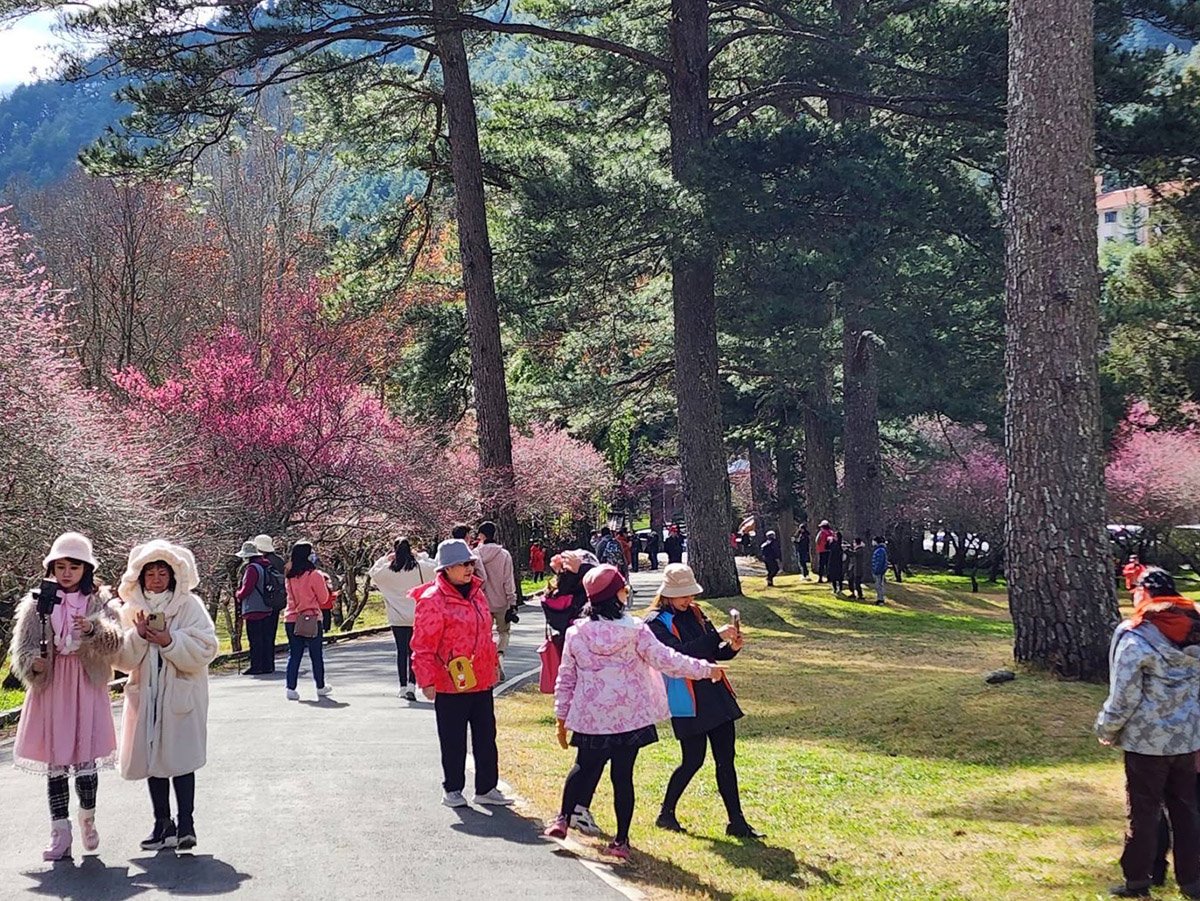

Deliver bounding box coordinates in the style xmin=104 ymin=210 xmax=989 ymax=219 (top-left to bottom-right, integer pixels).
xmin=44 ymin=559 xmax=96 ymax=596
xmin=390 ymin=538 xmax=417 ymax=573
xmin=287 ymin=543 xmax=316 ymax=579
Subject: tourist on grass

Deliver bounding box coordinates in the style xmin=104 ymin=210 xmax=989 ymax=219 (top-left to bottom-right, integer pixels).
xmin=474 ymin=521 xmax=518 ymax=681
xmin=116 ymin=540 xmax=219 ymax=852
xmin=283 ymin=541 xmax=332 ymax=701
xmin=871 ymin=537 xmax=889 ymax=606
xmin=529 ymin=541 xmax=547 ymax=582
xmin=1096 ymin=567 xmax=1200 ymax=899
xmin=793 ymin=523 xmax=811 ymax=580
xmin=411 ymin=540 xmax=513 ymax=809
xmin=846 ymin=537 xmax=867 ymax=601
xmin=761 ymin=530 xmax=781 ymax=587
xmin=827 ymin=531 xmax=845 ymax=594
xmin=645 ymin=563 xmax=763 ymax=839
xmin=369 ymin=538 xmax=437 ymax=701
xmin=10 ymin=532 xmax=122 ymax=860
xmin=815 ymin=521 xmax=835 ymax=582
xmin=543 ymin=564 xmax=720 ymax=860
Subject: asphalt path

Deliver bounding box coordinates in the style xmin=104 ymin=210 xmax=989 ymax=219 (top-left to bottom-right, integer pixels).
xmin=0 ymin=602 xmax=626 ymax=901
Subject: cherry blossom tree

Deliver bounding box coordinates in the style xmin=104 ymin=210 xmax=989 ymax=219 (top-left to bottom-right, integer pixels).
xmin=0 ymin=213 xmax=165 ymax=666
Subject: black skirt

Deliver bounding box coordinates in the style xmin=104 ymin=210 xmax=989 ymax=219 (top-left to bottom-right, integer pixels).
xmin=571 ymin=724 xmax=659 ymax=750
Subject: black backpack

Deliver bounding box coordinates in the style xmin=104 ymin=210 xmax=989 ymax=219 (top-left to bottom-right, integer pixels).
xmin=256 ymin=562 xmax=288 ymax=611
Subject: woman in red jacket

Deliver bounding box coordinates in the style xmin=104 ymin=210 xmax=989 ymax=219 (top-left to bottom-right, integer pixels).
xmin=411 ymin=539 xmax=514 ymax=809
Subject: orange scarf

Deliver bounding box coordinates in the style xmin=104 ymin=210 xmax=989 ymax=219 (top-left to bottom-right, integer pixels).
xmin=1131 ymin=595 xmax=1200 ymax=647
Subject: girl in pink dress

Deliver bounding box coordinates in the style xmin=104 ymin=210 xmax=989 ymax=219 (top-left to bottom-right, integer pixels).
xmin=9 ymin=532 xmax=123 ymax=861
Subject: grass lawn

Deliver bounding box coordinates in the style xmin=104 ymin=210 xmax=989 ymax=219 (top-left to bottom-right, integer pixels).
xmin=496 ymin=572 xmax=1166 ymax=901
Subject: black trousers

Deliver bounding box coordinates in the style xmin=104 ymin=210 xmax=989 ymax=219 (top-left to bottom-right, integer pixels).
xmin=149 ymin=773 xmax=196 ymax=822
xmin=1155 ymin=769 xmax=1200 ymax=884
xmin=765 ymin=561 xmax=779 ymax=585
xmin=391 ymin=626 xmax=414 ymax=687
xmin=321 ymin=609 xmax=332 ymax=632
xmin=849 ymin=570 xmax=864 ymax=599
xmin=559 ymin=746 xmax=640 ymax=843
xmin=795 ymin=550 xmax=810 ymax=577
xmin=245 ymin=616 xmax=276 ymax=674
xmin=817 ymin=550 xmax=830 ymax=581
xmin=662 ymin=719 xmax=746 ymax=826
xmin=434 ymin=690 xmax=499 ymax=794
xmin=1124 ymin=751 xmax=1200 ymax=890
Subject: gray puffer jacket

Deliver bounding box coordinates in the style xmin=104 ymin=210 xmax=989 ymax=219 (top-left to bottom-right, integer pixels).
xmin=1095 ymin=620 xmax=1200 ymax=755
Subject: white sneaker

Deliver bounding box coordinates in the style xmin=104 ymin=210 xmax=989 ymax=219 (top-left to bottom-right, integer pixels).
xmin=317 ymin=685 xmax=333 ymax=697
xmin=442 ymin=791 xmax=468 ymax=808
xmin=475 ymin=789 xmax=514 ymax=807
xmin=570 ymin=805 xmax=600 ymax=835
xmin=286 ymin=689 xmax=300 ymax=701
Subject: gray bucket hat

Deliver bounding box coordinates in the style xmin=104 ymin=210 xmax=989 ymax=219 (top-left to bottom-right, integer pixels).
xmin=234 ymin=540 xmax=260 ymax=559
xmin=434 ymin=539 xmax=475 ymax=571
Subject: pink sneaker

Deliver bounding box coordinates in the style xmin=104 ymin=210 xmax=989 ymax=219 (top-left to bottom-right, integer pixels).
xmin=602 ymin=840 xmax=631 ymax=861
xmin=77 ymin=808 xmax=99 ymax=853
xmin=42 ymin=820 xmax=72 ymax=861
xmin=542 ymin=816 xmax=568 ymax=839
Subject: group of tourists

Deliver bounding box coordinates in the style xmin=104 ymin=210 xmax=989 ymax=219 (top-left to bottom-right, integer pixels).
xmin=1097 ymin=560 xmax=1200 ymax=898
xmin=747 ymin=520 xmax=888 ymax=604
xmin=8 ymin=520 xmax=752 ymax=866
xmin=11 ymin=532 xmax=219 ymax=860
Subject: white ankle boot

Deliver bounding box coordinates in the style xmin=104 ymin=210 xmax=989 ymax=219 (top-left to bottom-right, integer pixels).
xmin=77 ymin=808 xmax=99 ymax=853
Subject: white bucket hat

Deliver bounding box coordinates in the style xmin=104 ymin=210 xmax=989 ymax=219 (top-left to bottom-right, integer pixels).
xmin=253 ymin=534 xmax=277 ymax=553
xmin=658 ymin=563 xmax=703 ymax=598
xmin=43 ymin=532 xmax=100 ymax=570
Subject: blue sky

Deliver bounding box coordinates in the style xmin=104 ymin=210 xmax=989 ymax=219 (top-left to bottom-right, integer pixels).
xmin=0 ymin=12 xmax=63 ymax=95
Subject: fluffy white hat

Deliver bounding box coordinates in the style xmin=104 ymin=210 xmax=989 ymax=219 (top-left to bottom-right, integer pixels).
xmin=253 ymin=534 xmax=277 ymax=553
xmin=118 ymin=539 xmax=200 ymax=601
xmin=43 ymin=532 xmax=99 ymax=571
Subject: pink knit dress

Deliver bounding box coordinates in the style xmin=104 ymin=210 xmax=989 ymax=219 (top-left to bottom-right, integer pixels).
xmin=13 ymin=592 xmax=118 ymax=775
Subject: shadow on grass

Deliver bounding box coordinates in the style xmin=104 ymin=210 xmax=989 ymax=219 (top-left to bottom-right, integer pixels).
xmin=701 ymin=836 xmax=839 ymax=890
xmin=929 ymin=777 xmax=1121 ymax=827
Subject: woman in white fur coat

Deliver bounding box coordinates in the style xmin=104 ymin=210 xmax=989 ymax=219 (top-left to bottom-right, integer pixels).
xmin=115 ymin=540 xmax=219 ymax=852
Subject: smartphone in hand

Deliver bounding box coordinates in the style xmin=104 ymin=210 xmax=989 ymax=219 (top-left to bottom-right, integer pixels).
xmin=147 ymin=612 xmax=166 ymax=632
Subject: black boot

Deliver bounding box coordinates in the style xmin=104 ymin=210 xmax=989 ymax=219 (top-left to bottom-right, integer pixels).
xmin=726 ymin=821 xmax=766 ymax=839
xmin=176 ymin=815 xmax=197 ymax=851
xmin=1108 ymin=885 xmax=1151 ymax=899
xmin=140 ymin=818 xmax=177 ymax=851
xmin=655 ymin=810 xmax=684 ymax=833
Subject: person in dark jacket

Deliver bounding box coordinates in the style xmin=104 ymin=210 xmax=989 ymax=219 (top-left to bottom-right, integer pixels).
xmin=646 ymin=564 xmax=763 ymax=839
xmin=761 ymin=531 xmax=781 ymax=587
xmin=846 ymin=538 xmax=868 ymax=601
xmin=793 ymin=524 xmax=811 ymax=579
xmin=664 ymin=526 xmax=685 ymax=565
xmin=645 ymin=531 xmax=660 ymax=570
xmin=827 ymin=531 xmax=845 ymax=594
xmin=234 ymin=541 xmax=276 ymax=675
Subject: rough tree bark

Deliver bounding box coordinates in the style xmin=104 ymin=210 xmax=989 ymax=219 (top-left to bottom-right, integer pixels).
xmin=775 ymin=435 xmax=798 ymax=572
xmin=433 ymin=0 xmax=517 ymax=542
xmin=749 ymin=443 xmax=776 ymax=556
xmin=667 ymin=0 xmax=740 ymax=597
xmin=803 ymin=372 xmax=838 ymax=528
xmin=1005 ymin=0 xmax=1119 ymax=681
xmin=842 ymin=309 xmax=883 ymax=543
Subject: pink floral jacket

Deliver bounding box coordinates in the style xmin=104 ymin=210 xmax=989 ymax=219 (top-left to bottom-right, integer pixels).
xmin=554 ymin=616 xmax=714 ymax=735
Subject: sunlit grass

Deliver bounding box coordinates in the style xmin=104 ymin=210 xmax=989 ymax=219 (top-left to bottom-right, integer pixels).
xmin=496 ymin=572 xmax=1172 ymax=900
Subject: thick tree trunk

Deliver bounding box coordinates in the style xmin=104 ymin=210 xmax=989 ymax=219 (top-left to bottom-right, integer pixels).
xmin=667 ymin=0 xmax=739 ymax=597
xmin=842 ymin=305 xmax=883 ymax=543
xmin=748 ymin=443 xmax=776 ymax=557
xmin=433 ymin=0 xmax=516 ymax=536
xmin=803 ymin=370 xmax=838 ymax=528
xmin=776 ymin=436 xmax=798 ymax=572
xmin=1005 ymin=0 xmax=1119 ymax=681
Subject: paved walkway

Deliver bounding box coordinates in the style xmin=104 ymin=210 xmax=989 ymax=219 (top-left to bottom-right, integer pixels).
xmin=0 ymin=606 xmax=625 ymax=900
